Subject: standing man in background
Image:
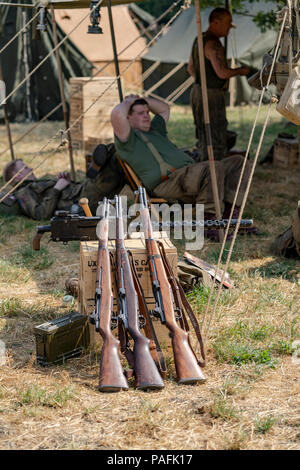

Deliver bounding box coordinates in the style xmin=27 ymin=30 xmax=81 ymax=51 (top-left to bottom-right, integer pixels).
xmin=187 ymin=7 xmax=250 ymax=161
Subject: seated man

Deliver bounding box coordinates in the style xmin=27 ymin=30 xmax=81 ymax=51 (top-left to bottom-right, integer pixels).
xmin=0 ymin=149 xmax=124 ymax=219
xmin=111 ymin=94 xmax=255 ymax=237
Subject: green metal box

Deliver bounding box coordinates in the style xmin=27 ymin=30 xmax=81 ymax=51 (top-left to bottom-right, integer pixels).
xmin=33 ymin=311 xmax=90 ymax=366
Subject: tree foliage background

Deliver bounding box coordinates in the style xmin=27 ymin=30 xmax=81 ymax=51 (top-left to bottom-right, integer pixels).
xmin=138 ymin=0 xmax=287 ymax=30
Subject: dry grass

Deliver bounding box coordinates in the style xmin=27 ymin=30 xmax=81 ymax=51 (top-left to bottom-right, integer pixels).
xmin=0 ymin=105 xmax=299 ymax=450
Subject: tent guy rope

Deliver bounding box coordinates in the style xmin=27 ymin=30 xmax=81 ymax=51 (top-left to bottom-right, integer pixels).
xmin=0 ymin=1 xmax=187 ymax=199
xmin=200 ymin=8 xmax=288 ymax=341
xmin=0 ymin=0 xmax=185 ymax=158
xmin=0 ymin=0 xmax=105 ymax=108
xmin=0 ymin=8 xmax=40 ymax=57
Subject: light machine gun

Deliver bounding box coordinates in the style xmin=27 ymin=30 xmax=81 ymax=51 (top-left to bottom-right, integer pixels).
xmin=32 ymin=211 xmax=254 ymax=250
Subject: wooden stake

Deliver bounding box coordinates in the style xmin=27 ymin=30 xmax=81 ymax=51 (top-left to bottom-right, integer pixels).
xmin=50 ymin=4 xmax=76 ymax=181
xmin=194 ymin=1 xmax=224 ymax=240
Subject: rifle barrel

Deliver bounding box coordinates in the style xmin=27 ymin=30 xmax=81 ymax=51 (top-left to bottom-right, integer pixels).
xmin=114 ymin=194 xmax=164 ymax=390
xmin=94 ymin=198 xmax=129 ymax=393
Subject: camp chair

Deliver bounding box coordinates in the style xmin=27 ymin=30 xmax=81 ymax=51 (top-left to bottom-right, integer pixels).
xmin=117 ymin=158 xmax=168 ymax=221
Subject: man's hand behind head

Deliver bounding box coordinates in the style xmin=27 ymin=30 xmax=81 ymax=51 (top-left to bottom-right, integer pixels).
xmin=124 ymin=94 xmax=140 ymax=103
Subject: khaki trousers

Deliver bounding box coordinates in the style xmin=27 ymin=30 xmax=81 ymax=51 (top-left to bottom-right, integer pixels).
xmin=152 ymin=155 xmax=250 ymax=214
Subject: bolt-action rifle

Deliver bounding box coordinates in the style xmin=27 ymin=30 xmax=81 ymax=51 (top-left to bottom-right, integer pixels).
xmin=137 ymin=187 xmax=206 ymax=385
xmin=114 ymin=195 xmax=164 ymax=390
xmin=89 ymin=198 xmax=128 ymax=392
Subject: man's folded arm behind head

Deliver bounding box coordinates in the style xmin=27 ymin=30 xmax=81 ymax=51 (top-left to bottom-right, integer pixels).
xmin=111 ymin=95 xmax=139 ymax=143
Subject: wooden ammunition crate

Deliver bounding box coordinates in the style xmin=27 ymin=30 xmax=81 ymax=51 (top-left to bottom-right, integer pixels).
xmin=273 ymin=137 xmax=300 ymax=168
xmin=69 ymin=77 xmax=119 ymax=151
xmin=78 ymin=233 xmax=177 ymax=350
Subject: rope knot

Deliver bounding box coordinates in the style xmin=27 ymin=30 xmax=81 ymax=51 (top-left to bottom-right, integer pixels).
xmin=182 ymin=0 xmax=192 ymax=10
xmin=59 ymin=129 xmax=68 ymax=147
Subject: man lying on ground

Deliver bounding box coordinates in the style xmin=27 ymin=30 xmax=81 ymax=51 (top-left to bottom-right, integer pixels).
xmin=0 ymin=148 xmax=124 ymax=219
xmin=111 ymin=94 xmax=257 ymax=240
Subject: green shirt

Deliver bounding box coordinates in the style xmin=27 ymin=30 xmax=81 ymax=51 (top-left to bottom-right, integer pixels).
xmin=114 ymin=115 xmax=193 ymax=191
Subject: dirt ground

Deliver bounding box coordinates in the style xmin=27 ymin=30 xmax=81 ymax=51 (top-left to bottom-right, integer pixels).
xmin=0 ymin=111 xmax=299 ymax=451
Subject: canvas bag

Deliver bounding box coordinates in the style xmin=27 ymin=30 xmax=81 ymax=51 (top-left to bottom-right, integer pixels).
xmin=277 ymin=62 xmax=300 ymax=125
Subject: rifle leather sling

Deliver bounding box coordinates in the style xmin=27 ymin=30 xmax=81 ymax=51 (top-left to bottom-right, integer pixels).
xmin=157 ymin=241 xmax=206 ymax=367
xmin=137 ymin=130 xmax=176 ymax=182
xmin=128 ymin=251 xmax=167 ymax=377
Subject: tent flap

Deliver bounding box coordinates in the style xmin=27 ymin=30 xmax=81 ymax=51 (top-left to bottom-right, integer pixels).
xmin=0 ymin=2 xmax=93 ymax=122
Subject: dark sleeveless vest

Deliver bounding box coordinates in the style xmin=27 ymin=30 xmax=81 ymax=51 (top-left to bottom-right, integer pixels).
xmin=191 ymin=32 xmax=227 ymax=89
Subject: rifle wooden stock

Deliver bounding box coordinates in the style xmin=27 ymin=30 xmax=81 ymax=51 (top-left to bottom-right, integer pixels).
xmin=145 ymin=237 xmax=206 ymax=384
xmin=93 ymin=201 xmax=128 ymax=393
xmin=128 ymin=251 xmax=167 ymax=378
xmin=138 ymin=188 xmax=206 ymax=384
xmin=115 ymin=197 xmax=164 ymax=390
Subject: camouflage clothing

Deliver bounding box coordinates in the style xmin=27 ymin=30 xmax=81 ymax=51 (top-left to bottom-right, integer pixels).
xmin=0 ymin=154 xmax=124 ymax=220
xmin=153 ymin=155 xmax=250 ymax=214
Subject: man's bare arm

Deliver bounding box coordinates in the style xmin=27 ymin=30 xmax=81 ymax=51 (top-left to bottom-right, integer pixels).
xmin=111 ymin=95 xmax=138 ymax=143
xmin=144 ymin=97 xmax=170 ymax=124
xmin=187 ymin=53 xmax=195 ymax=78
xmin=205 ymin=39 xmax=250 ymax=79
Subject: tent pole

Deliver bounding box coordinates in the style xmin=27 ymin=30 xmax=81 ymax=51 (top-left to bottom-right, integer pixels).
xmin=224 ymin=0 xmax=229 ymax=58
xmin=194 ymin=0 xmax=223 ymax=239
xmin=0 ymin=61 xmax=15 ymax=161
xmin=22 ymin=10 xmax=33 ymax=122
xmin=226 ymin=0 xmax=236 ymax=108
xmin=50 ymin=4 xmax=76 ymax=182
xmin=107 ymin=0 xmax=123 ymax=103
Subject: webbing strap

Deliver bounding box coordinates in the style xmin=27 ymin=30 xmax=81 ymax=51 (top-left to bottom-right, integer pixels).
xmin=157 ymin=241 xmax=206 ymax=367
xmin=128 ymin=251 xmax=167 ymax=377
xmin=137 ymin=130 xmax=176 ymax=181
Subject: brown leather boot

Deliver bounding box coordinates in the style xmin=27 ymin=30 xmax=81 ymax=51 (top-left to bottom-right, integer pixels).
xmin=222 ymin=202 xmax=240 ymax=219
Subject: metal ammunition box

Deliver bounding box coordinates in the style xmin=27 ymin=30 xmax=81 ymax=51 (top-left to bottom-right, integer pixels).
xmin=33 ymin=311 xmax=90 ymax=366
